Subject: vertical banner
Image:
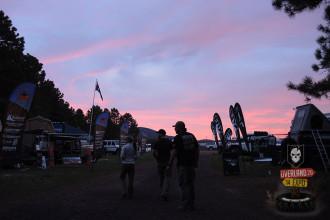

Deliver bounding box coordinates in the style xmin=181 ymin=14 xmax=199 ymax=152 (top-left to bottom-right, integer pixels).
xmin=94 ymin=112 xmax=109 ymax=153
xmin=141 ymin=128 xmax=147 ymax=150
xmin=229 ymin=105 xmax=241 ymax=142
xmin=1 ymin=82 xmax=36 ymax=166
xmin=120 ymin=122 xmax=129 ymax=148
xmin=224 ymin=128 xmax=232 ymax=144
xmin=213 ymin=113 xmax=225 ymax=148
xmin=234 ymin=103 xmax=250 ymax=152
xmin=210 ymin=121 xmax=219 ymax=147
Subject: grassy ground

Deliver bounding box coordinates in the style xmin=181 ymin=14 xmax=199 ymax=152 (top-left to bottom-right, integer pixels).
xmin=0 ymin=152 xmax=154 ymax=203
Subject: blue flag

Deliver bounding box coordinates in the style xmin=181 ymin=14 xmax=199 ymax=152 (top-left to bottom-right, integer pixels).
xmin=9 ymin=82 xmax=36 ymax=111
xmin=95 ymin=112 xmax=109 ymax=127
xmin=120 ymin=122 xmax=129 ymax=134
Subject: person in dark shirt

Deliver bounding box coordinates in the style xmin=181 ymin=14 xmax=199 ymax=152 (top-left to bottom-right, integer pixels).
xmin=152 ymin=129 xmax=173 ymax=201
xmin=168 ymin=121 xmax=199 ymax=211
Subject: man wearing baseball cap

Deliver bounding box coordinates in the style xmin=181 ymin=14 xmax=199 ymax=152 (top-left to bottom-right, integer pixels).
xmin=152 ymin=129 xmax=173 ymax=201
xmin=168 ymin=121 xmax=199 ymax=211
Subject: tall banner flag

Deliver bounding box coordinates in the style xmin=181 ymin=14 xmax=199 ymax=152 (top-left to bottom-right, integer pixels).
xmin=210 ymin=121 xmax=219 ymax=147
xmin=95 ymin=80 xmax=103 ymax=101
xmin=94 ymin=112 xmax=109 ymax=153
xmin=120 ymin=122 xmax=129 ymax=148
xmin=224 ymin=128 xmax=232 ymax=144
xmin=141 ymin=128 xmax=148 ymax=150
xmin=1 ymin=82 xmax=36 ymax=166
xmin=229 ymin=105 xmax=242 ymax=148
xmin=234 ymin=102 xmax=250 ymax=152
xmin=213 ymin=113 xmax=225 ymax=148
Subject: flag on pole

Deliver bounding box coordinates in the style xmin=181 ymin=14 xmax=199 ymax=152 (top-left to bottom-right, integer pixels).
xmin=95 ymin=80 xmax=103 ymax=101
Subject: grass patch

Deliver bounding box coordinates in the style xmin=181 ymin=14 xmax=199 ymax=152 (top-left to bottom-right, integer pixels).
xmin=0 ymin=152 xmax=153 ymax=206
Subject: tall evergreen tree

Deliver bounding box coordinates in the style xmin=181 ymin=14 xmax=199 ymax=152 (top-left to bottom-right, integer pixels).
xmin=0 ymin=10 xmax=77 ymax=126
xmin=272 ymin=0 xmax=330 ymax=102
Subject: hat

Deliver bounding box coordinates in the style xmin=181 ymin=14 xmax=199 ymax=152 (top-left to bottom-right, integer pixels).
xmin=156 ymin=129 xmax=166 ymax=135
xmin=172 ymin=121 xmax=185 ymax=128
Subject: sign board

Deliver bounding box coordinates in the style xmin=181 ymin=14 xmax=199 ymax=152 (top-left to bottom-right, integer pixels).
xmin=280 ymin=168 xmax=316 ymax=179
xmin=282 ymin=178 xmax=308 ymax=187
xmin=287 ymin=144 xmax=304 ymax=168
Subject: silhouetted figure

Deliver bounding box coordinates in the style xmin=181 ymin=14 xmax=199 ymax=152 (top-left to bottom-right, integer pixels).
xmin=152 ymin=129 xmax=173 ymax=201
xmin=168 ymin=121 xmax=199 ymax=211
xmin=120 ymin=136 xmax=140 ymax=199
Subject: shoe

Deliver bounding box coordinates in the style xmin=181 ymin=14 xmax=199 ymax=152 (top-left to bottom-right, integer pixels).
xmin=161 ymin=195 xmax=168 ymax=201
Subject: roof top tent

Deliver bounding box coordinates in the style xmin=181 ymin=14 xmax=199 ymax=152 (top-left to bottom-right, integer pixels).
xmin=290 ymin=104 xmax=330 ymax=133
xmin=21 ymin=116 xmax=55 ymax=160
xmin=287 ymin=104 xmax=330 ymax=171
xmin=25 ymin=115 xmax=55 ymax=133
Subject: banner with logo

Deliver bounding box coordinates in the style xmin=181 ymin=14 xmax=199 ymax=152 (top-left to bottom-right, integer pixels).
xmin=213 ymin=113 xmax=225 ymax=147
xmin=287 ymin=144 xmax=304 ymax=168
xmin=1 ymin=82 xmax=36 ymax=166
xmin=120 ymin=122 xmax=129 ymax=148
xmin=94 ymin=112 xmax=109 ymax=152
xmin=210 ymin=121 xmax=219 ymax=147
xmin=141 ymin=128 xmax=147 ymax=150
xmin=234 ymin=102 xmax=250 ymax=152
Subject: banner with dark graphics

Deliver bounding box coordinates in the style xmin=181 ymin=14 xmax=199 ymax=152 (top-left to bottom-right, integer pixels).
xmin=94 ymin=112 xmax=109 ymax=152
xmin=229 ymin=105 xmax=240 ymax=141
xmin=234 ymin=102 xmax=250 ymax=152
xmin=120 ymin=122 xmax=129 ymax=148
xmin=224 ymin=128 xmax=232 ymax=145
xmin=1 ymin=82 xmax=36 ymax=166
xmin=213 ymin=113 xmax=225 ymax=147
xmin=210 ymin=121 xmax=219 ymax=147
xmin=141 ymin=128 xmax=147 ymax=149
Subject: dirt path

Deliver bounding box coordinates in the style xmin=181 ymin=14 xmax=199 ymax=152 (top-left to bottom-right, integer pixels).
xmin=2 ymin=151 xmax=329 ymax=219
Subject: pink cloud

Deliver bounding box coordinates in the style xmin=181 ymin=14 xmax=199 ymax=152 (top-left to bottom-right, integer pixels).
xmin=41 ymin=38 xmax=139 ymax=64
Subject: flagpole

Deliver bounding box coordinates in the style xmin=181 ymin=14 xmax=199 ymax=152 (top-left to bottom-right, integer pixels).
xmin=88 ymin=80 xmax=96 ymax=144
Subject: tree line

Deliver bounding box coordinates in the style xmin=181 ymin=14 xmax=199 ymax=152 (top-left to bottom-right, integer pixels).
xmin=0 ymin=10 xmax=139 ymax=140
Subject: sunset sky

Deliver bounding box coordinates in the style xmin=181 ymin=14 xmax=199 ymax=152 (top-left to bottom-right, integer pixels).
xmin=2 ymin=0 xmax=329 ymax=140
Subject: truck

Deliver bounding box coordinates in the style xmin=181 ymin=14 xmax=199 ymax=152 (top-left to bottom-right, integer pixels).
xmin=103 ymin=140 xmax=120 ymax=154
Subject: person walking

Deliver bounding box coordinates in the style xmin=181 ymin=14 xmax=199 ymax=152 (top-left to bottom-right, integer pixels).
xmin=152 ymin=129 xmax=173 ymax=201
xmin=168 ymin=121 xmax=199 ymax=212
xmin=120 ymin=136 xmax=140 ymax=199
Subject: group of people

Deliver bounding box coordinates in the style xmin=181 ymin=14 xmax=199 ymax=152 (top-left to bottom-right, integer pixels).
xmin=119 ymin=121 xmax=199 ymax=212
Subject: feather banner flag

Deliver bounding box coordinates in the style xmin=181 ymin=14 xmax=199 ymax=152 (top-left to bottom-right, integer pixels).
xmin=120 ymin=122 xmax=129 ymax=148
xmin=213 ymin=113 xmax=225 ymax=148
xmin=1 ymin=82 xmax=36 ymax=167
xmin=140 ymin=128 xmax=148 ymax=150
xmin=94 ymin=112 xmax=109 ymax=155
xmin=234 ymin=102 xmax=250 ymax=152
xmin=210 ymin=121 xmax=219 ymax=147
